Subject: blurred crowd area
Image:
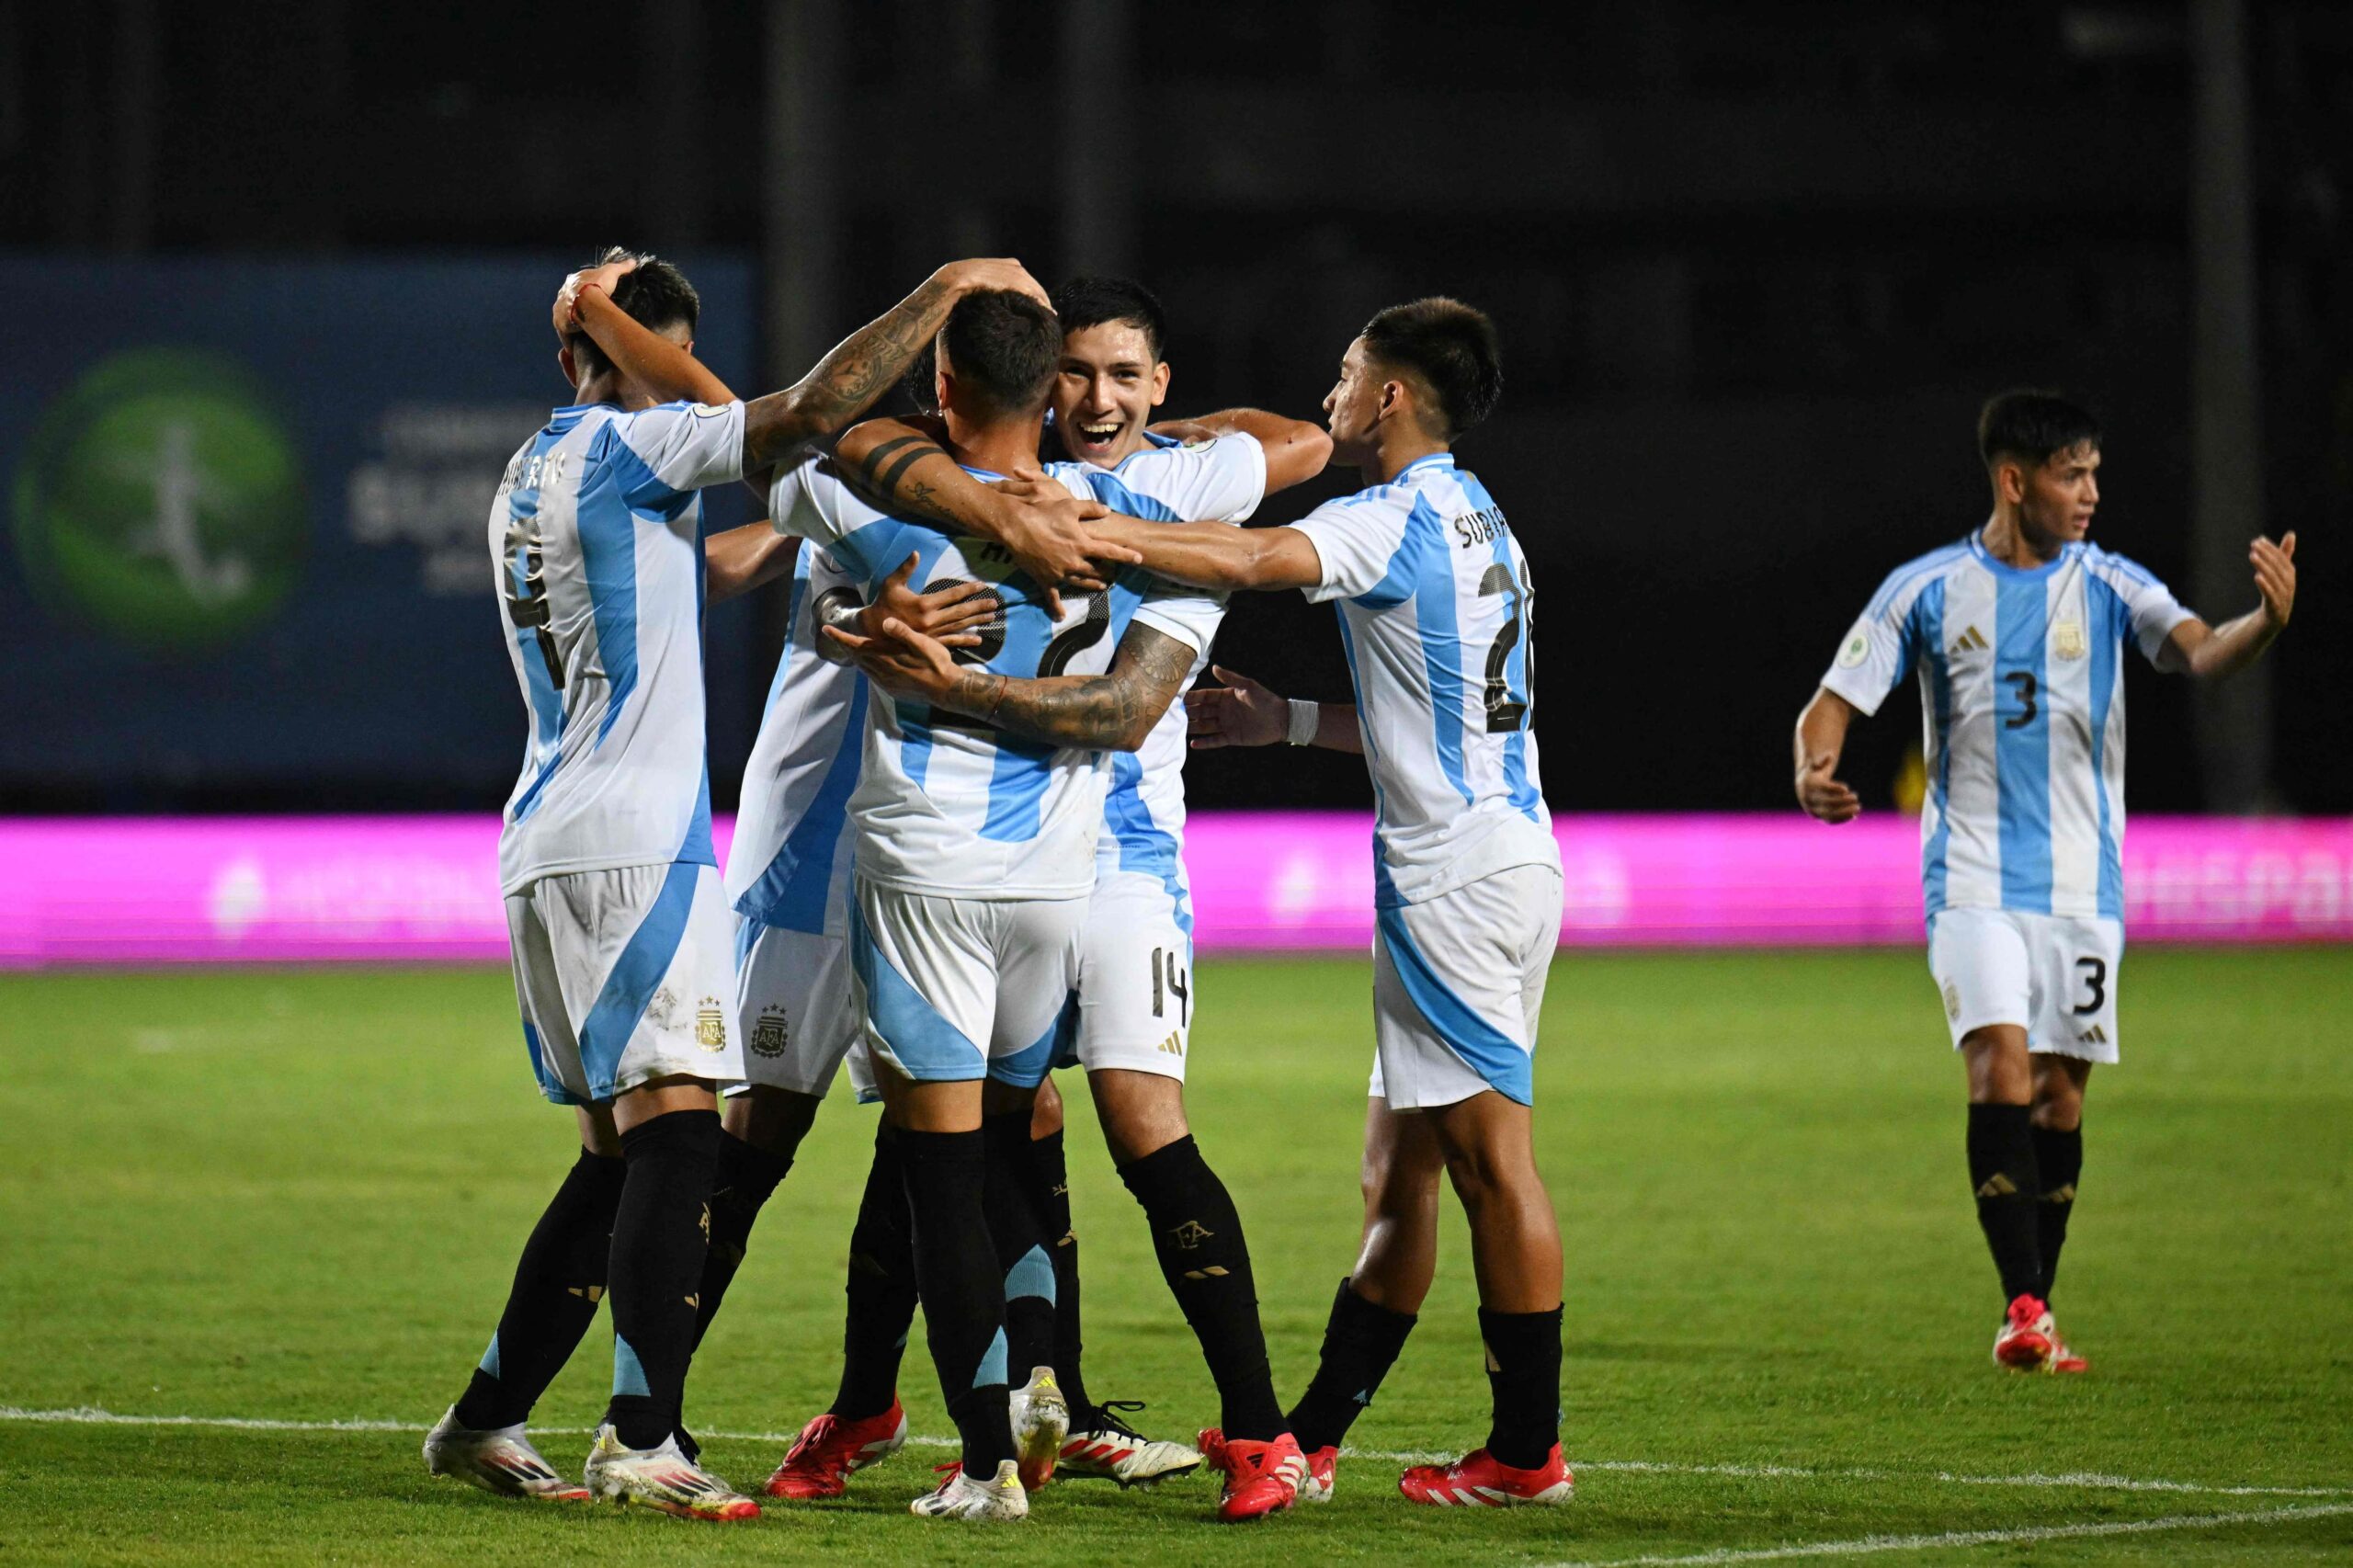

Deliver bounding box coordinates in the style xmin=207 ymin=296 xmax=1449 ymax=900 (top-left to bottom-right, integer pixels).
xmin=3 ymin=2 xmax=2347 ymax=816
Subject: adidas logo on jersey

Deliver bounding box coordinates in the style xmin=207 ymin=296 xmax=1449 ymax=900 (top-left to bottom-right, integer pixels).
xmin=2076 ymin=1024 xmax=2109 ymax=1044
xmin=1949 ymin=624 xmax=1990 ymax=654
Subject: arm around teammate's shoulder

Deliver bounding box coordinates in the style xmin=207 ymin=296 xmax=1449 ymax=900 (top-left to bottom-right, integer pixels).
xmin=1092 ymin=515 xmax=1325 ymax=594
xmin=1148 ymin=409 xmax=1333 ymax=494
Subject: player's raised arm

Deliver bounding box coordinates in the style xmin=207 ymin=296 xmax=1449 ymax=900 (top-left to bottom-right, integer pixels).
xmin=2155 ymin=531 xmax=2297 ymax=679
xmin=1792 ymin=687 xmax=1863 ymax=824
xmin=1147 ymin=409 xmax=1334 ymax=494
xmin=828 ymin=616 xmax=1196 ymax=753
xmin=1186 ymin=665 xmax=1362 ymax=754
xmin=741 ymin=259 xmax=1053 ymax=470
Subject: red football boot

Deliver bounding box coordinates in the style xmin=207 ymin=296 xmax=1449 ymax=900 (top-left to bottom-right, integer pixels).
xmin=1197 ymin=1426 xmax=1306 ymax=1522
xmin=1398 ymin=1444 xmax=1575 ymax=1506
xmin=1992 ymin=1294 xmax=2057 ymax=1372
xmin=764 ymin=1401 xmax=908 ymax=1499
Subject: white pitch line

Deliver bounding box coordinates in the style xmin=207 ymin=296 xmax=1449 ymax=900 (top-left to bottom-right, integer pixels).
xmin=1536 ymin=1502 xmax=2353 ymax=1567
xmin=6 ymin=1407 xmax=2347 ymax=1504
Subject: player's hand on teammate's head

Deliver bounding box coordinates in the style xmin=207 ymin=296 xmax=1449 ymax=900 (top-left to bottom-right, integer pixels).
xmin=552 ymin=255 xmax=640 ymax=337
xmin=2251 ymin=531 xmax=2297 ymax=629
xmin=868 ymin=552 xmax=997 ymax=648
xmin=1186 ymin=665 xmax=1288 ymax=749
xmin=1795 ymin=752 xmax=1862 ymax=824
xmin=935 ymin=257 xmax=1052 ymax=312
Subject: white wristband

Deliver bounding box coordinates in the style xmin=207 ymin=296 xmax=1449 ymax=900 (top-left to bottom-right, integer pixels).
xmin=1286 ymin=699 xmax=1320 ymax=747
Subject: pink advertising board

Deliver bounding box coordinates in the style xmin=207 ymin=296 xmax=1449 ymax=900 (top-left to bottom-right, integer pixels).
xmin=3 ymin=813 xmax=2350 ymax=970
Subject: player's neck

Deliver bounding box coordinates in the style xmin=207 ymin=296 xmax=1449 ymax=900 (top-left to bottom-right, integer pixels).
xmin=1980 ymin=509 xmax=2063 ymax=569
xmin=944 ymin=410 xmax=1049 ymax=479
xmin=1361 ymin=427 xmax=1450 ymax=486
xmin=571 ymin=372 xmax=656 ymax=413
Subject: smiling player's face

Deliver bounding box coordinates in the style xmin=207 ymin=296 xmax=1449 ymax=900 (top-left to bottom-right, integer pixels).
xmin=1323 ymin=336 xmax=1387 ymax=463
xmin=2016 ymin=442 xmax=2101 ymax=551
xmin=1052 ymin=321 xmax=1168 ymax=468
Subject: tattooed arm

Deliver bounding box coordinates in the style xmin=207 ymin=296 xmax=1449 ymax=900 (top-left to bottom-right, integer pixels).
xmin=833 ymin=419 xmax=1133 ymax=599
xmin=742 ymin=260 xmax=1050 ymax=470
xmin=831 ymin=616 xmax=1198 ymax=753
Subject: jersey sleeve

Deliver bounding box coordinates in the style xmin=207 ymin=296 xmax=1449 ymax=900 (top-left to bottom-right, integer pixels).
xmin=1142 ymin=433 xmax=1267 ymax=522
xmin=767 ymin=455 xmax=845 ymax=548
xmin=1131 ymin=578 xmax=1227 ymax=655
xmin=2099 ymin=552 xmax=2198 ymax=665
xmin=611 ymin=401 xmax=747 ymax=509
xmin=1292 ymin=494 xmax=1406 ymax=604
xmin=1818 ymin=568 xmax=1925 ymax=717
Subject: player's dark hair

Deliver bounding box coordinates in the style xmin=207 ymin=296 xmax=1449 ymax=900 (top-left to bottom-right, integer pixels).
xmin=1052 ymin=275 xmax=1168 ymax=362
xmin=565 ymin=246 xmax=700 ymax=381
xmin=939 ymin=289 xmax=1059 ymax=418
xmin=1977 ymin=390 xmax=2101 ymax=469
xmin=1360 ymin=296 xmax=1503 ymax=441
xmin=902 ymin=340 xmax=939 ymax=415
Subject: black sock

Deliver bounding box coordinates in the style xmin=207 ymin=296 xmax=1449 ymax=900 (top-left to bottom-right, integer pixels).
xmin=983 ymin=1113 xmax=1055 ymax=1386
xmin=832 ymin=1123 xmax=917 ymax=1421
xmin=2032 ymin=1123 xmax=2083 ymax=1304
xmin=1480 ymin=1305 xmax=1563 ymax=1470
xmin=690 ymin=1132 xmax=794 ymax=1352
xmin=1119 ymin=1135 xmax=1285 ymax=1440
xmin=602 ymin=1108 xmax=722 ymax=1450
xmin=453 ymin=1148 xmax=628 ymax=1430
xmin=1967 ymin=1103 xmax=2046 ymax=1304
xmin=1013 ymin=1126 xmax=1091 ymax=1422
xmin=901 ymin=1127 xmax=1014 ymax=1473
xmin=1286 ymin=1278 xmax=1417 ymax=1453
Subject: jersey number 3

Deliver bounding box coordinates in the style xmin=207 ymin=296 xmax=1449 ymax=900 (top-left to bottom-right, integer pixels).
xmin=1479 ymin=562 xmax=1534 ymax=733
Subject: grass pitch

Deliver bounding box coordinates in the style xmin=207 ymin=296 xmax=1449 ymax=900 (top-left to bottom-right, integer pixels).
xmin=1 ymin=949 xmax=2347 ymax=1565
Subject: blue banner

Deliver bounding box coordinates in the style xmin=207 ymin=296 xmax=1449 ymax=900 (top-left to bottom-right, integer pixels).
xmin=0 ymin=254 xmax=763 ymax=801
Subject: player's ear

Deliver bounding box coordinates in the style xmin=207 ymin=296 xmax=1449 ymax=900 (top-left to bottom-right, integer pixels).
xmin=557 ymin=344 xmax=576 ymax=386
xmin=1995 ymin=460 xmax=2026 ymax=506
xmin=1150 ymin=361 xmax=1170 ymax=408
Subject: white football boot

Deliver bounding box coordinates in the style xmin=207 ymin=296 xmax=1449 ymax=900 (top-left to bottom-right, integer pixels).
xmin=1009 ymin=1367 xmax=1070 ymax=1489
xmin=1058 ymin=1400 xmax=1204 ymax=1487
xmin=582 ymin=1424 xmax=760 ymax=1520
xmin=422 ymin=1408 xmax=590 ymax=1501
xmin=910 ymin=1458 xmax=1029 ymax=1520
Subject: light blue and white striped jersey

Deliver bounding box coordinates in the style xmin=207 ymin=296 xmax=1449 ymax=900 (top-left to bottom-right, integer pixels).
xmin=1820 ymin=531 xmax=2195 ymax=922
xmin=490 ymin=399 xmax=745 ymax=893
xmin=1082 ymin=435 xmax=1267 ymax=922
xmin=1293 ymin=454 xmax=1556 ymax=907
xmin=722 ymin=542 xmax=865 ymax=941
xmin=766 ymin=449 xmax=1237 ymax=900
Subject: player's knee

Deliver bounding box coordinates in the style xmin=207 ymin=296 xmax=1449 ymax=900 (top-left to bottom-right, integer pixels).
xmin=1961 ymin=1027 xmax=2032 ymax=1104
xmin=722 ymin=1085 xmax=822 ymax=1156
xmin=1030 ymin=1075 xmax=1066 ymax=1139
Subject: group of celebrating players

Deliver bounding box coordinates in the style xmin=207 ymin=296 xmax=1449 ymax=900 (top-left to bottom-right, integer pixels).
xmin=419 ymin=245 xmax=2295 ymax=1527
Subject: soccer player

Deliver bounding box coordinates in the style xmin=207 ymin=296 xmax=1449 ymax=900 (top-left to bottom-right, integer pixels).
xmin=421 ymin=249 xmax=1058 ymax=1521
xmin=820 ymin=276 xmax=1333 ymax=1503
xmin=892 ymin=298 xmax=1576 ymax=1508
xmin=1793 ymin=390 xmax=2296 ymax=1371
xmin=547 ymin=260 xmax=1125 ymax=1494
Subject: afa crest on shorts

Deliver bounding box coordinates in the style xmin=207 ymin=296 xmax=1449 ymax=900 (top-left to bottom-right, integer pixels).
xmin=749 ymin=1007 xmax=790 ymax=1059
xmin=697 ymin=996 xmax=728 ymax=1050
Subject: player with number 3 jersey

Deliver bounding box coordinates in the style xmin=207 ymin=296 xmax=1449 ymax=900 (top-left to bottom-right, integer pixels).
xmin=1794 ymin=389 xmax=2296 ymax=1376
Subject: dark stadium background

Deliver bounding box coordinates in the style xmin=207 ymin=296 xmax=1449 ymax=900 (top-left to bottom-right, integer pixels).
xmin=3 ymin=1 xmax=2345 ymax=819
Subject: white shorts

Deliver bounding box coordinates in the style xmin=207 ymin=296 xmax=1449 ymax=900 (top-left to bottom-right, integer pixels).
xmin=505 ymin=860 xmax=745 ymax=1106
xmin=1927 ymin=906 xmax=2124 ymax=1063
xmin=1369 ymin=864 xmax=1563 ymax=1111
xmin=848 ymin=875 xmax=1085 ymax=1089
xmin=1068 ymin=866 xmax=1195 ymax=1081
xmin=733 ymin=919 xmax=861 ymax=1097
